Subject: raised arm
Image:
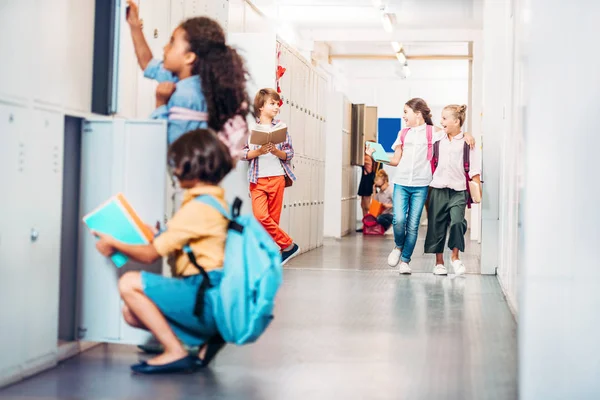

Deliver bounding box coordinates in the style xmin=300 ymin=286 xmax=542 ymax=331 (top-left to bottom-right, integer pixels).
xmin=126 ymin=0 xmax=153 ymax=71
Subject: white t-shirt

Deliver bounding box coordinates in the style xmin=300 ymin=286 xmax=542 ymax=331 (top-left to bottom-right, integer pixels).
xmin=391 ymin=124 xmax=444 ymax=187
xmin=252 ymin=123 xmax=285 ymax=179
xmin=257 ymin=152 xmax=285 ymax=178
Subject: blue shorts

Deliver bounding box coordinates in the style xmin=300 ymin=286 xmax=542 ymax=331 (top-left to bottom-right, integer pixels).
xmin=141 ymin=270 xmax=222 ymax=346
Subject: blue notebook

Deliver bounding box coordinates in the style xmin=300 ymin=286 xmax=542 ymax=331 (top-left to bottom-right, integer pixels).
xmin=366 ymin=142 xmax=391 ymax=163
xmin=83 ymin=193 xmax=153 ymax=268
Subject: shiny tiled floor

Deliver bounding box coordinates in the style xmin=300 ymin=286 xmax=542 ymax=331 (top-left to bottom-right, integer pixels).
xmin=0 ymin=233 xmax=516 ymax=400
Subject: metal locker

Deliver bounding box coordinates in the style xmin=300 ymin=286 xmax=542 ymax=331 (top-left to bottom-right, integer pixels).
xmin=77 ymin=119 xmax=167 ymax=344
xmin=0 ymin=104 xmax=29 ymax=375
xmin=22 ymin=110 xmax=65 ymax=364
xmin=280 ymin=188 xmax=291 ymax=238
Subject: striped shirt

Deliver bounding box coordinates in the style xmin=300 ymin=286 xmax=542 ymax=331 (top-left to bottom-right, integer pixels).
xmin=242 ymin=119 xmax=296 ymax=184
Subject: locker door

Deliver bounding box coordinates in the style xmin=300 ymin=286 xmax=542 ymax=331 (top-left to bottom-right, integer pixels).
xmin=303 ymin=159 xmax=311 ymax=251
xmin=310 ymin=160 xmax=318 ymax=250
xmin=292 ymin=57 xmax=305 ymax=156
xmin=280 ymin=188 xmax=291 ymax=238
xmin=135 ymin=0 xmax=172 ymax=117
xmin=287 ymin=156 xmax=299 ymax=245
xmin=22 ymin=110 xmax=64 ymax=366
xmin=77 ymin=119 xmax=167 ymax=344
xmin=0 ymin=105 xmax=28 ymax=375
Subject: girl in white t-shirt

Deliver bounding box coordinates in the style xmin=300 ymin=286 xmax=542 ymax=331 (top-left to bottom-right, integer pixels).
xmin=367 ymin=98 xmax=474 ymax=274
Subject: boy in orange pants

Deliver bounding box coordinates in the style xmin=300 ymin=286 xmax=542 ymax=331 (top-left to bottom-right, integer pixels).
xmin=242 ymin=88 xmax=299 ymax=265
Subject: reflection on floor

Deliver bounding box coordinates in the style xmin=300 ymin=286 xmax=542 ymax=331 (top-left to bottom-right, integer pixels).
xmin=0 ymin=233 xmax=515 ymax=400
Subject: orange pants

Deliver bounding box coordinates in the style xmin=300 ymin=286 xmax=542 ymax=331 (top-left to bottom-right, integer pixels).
xmin=250 ymin=176 xmax=293 ymax=250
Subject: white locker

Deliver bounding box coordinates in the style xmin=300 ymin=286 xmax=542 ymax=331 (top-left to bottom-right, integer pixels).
xmin=309 ymin=160 xmax=318 ymax=250
xmin=280 ymin=189 xmax=291 ymax=238
xmin=22 ymin=110 xmax=65 ymax=365
xmin=134 ymin=0 xmax=172 ymax=118
xmin=0 ymin=106 xmax=64 ymax=379
xmin=0 ymin=104 xmax=29 ymax=380
xmin=77 ymin=119 xmax=167 ymax=344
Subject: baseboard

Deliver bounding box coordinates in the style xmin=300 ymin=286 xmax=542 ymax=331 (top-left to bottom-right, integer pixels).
xmin=496 ymin=275 xmax=518 ymax=321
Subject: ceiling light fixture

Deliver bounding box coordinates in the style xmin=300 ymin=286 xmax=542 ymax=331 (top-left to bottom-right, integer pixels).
xmin=391 ymin=41 xmax=403 ymax=53
xmin=395 ymin=52 xmax=406 ymax=64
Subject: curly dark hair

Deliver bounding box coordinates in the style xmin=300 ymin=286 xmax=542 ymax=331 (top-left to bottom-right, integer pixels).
xmin=168 ymin=129 xmax=233 ymax=184
xmin=180 ymin=17 xmax=250 ymax=132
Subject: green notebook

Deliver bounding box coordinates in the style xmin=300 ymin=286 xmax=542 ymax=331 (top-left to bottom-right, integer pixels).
xmin=366 ymin=142 xmax=391 ymax=163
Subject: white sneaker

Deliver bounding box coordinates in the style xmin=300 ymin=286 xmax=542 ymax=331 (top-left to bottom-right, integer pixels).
xmin=387 ymin=247 xmax=401 ymax=267
xmin=452 ymin=259 xmax=466 ymax=276
xmin=398 ymin=262 xmax=412 ymax=275
xmin=433 ymin=264 xmax=448 ymax=275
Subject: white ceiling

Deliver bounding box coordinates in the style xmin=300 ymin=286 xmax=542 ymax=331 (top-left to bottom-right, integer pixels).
xmin=250 ymin=0 xmax=484 ymax=30
xmin=246 ymin=0 xmax=481 ymax=79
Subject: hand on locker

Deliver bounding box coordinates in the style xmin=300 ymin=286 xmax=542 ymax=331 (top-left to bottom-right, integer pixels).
xmin=156 ymin=82 xmax=176 ymax=107
xmin=126 ymin=0 xmax=143 ymax=29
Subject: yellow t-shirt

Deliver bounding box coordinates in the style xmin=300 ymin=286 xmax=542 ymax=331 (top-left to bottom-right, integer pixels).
xmin=152 ymin=185 xmax=228 ymax=277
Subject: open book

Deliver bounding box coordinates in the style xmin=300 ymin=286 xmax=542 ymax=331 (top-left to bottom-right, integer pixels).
xmin=83 ymin=193 xmax=154 ymax=268
xmin=250 ymin=122 xmax=288 ymax=145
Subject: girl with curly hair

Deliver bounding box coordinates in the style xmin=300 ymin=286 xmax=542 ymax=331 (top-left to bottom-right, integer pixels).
xmin=126 ymin=0 xmax=250 ymax=154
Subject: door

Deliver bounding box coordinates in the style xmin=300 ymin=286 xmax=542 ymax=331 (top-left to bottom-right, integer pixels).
xmin=0 ymin=104 xmax=28 ymax=379
xmin=22 ymin=110 xmax=65 ymax=366
xmin=77 ymin=119 xmax=167 ymax=344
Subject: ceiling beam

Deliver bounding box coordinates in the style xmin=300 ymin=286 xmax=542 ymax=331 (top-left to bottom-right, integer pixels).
xmin=302 ymin=28 xmax=482 ymax=43
xmin=330 ymin=54 xmax=473 ymax=61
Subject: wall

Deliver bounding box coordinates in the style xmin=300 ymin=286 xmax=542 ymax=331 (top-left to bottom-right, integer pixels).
xmin=480 ymin=0 xmax=519 ymax=303
xmin=518 ymin=0 xmax=600 ymax=398
xmin=0 ymin=0 xmax=95 ymax=113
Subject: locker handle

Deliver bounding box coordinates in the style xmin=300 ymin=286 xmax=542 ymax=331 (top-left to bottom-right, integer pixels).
xmin=30 ymin=228 xmax=39 ymax=242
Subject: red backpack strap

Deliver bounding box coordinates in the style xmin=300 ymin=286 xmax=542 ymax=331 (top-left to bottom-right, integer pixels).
xmin=463 ymin=142 xmax=473 ymax=208
xmin=400 ymin=128 xmax=410 ymax=148
xmin=431 ymin=140 xmax=440 ymax=174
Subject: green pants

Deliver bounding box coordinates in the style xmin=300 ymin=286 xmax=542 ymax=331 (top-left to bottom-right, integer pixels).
xmin=424 ymin=188 xmax=468 ymax=254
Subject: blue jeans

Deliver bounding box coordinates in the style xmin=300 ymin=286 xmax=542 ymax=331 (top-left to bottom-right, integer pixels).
xmin=392 ymin=184 xmax=429 ymax=263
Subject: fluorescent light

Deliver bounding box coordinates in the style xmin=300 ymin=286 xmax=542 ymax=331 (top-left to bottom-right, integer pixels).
xmin=382 ymin=14 xmax=393 ymax=33
xmin=391 ymin=41 xmax=403 ymax=53
xmin=372 ymin=0 xmax=384 ymax=8
xmin=395 ymin=52 xmax=406 ymax=64
xmin=403 ymin=65 xmax=411 ymax=78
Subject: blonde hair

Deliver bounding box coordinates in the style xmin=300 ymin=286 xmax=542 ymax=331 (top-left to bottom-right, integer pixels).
xmin=376 ymin=169 xmax=389 ymax=183
xmin=443 ymin=104 xmax=468 ymax=127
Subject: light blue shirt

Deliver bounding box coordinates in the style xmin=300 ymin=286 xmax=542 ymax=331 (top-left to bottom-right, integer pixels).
xmin=145 ymin=59 xmax=208 ymax=144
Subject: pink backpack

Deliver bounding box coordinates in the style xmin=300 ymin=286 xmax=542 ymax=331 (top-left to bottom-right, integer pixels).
xmin=169 ymin=106 xmax=250 ymax=162
xmin=399 ymin=125 xmax=435 ymax=173
xmin=362 ymin=214 xmax=386 ymax=236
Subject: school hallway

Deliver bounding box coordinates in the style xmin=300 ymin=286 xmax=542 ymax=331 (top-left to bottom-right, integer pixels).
xmin=0 ymin=232 xmax=517 ymax=400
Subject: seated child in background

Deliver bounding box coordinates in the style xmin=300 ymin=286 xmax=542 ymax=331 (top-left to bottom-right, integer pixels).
xmin=373 ymin=169 xmax=394 ymax=231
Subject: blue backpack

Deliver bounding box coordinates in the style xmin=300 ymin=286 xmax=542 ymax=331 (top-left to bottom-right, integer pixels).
xmin=185 ymin=195 xmax=283 ymax=345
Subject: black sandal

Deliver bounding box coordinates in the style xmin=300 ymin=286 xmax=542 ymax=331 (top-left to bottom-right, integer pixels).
xmin=196 ymin=334 xmax=226 ymax=368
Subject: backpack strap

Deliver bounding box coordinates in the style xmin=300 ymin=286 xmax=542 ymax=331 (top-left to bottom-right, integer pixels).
xmin=426 ymin=125 xmax=433 ymax=161
xmin=184 ymin=195 xmax=236 ymax=321
xmin=431 ymin=140 xmax=440 ymax=174
xmin=399 ymin=128 xmax=410 ymax=148
xmin=463 ymin=142 xmax=473 ymax=209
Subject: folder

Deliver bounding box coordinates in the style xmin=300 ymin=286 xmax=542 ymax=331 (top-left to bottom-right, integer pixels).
xmin=366 ymin=142 xmax=391 ymax=163
xmin=83 ymin=193 xmax=154 ymax=268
